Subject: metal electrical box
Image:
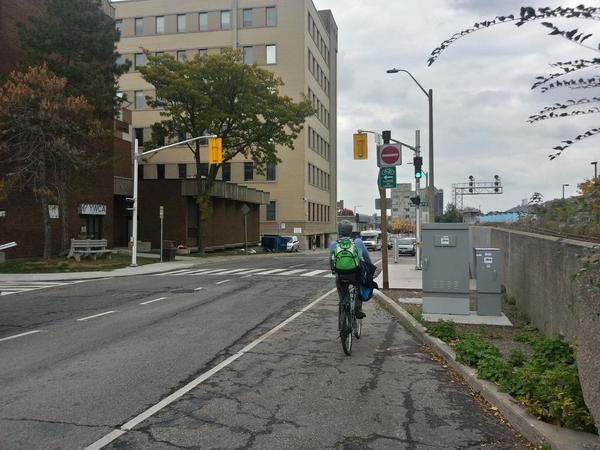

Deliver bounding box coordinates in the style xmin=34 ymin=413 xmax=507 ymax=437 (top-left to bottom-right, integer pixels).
xmin=422 ymin=223 xmax=470 ymax=315
xmin=474 ymin=248 xmax=502 ymax=316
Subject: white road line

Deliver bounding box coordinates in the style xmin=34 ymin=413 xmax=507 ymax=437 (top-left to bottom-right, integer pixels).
xmin=286 ymin=263 xmax=307 ymax=269
xmin=83 ymin=287 xmax=337 ymax=450
xmin=194 ymin=287 xmax=205 ymax=291
xmin=301 ymin=269 xmax=328 ymax=277
xmin=234 ymin=268 xmax=268 ymax=275
xmin=0 ymin=330 xmax=46 ymax=343
xmin=140 ymin=297 xmax=168 ymax=305
xmin=209 ymin=268 xmax=248 ymax=275
xmin=323 ymin=273 xmax=335 ymax=278
xmin=215 ymin=279 xmax=231 ymax=285
xmin=185 ymin=268 xmax=226 ymax=275
xmin=76 ymin=311 xmax=116 ymax=322
xmin=254 ymin=268 xmax=287 ymax=275
xmin=276 ymin=269 xmax=306 ymax=276
xmin=240 ymin=275 xmax=252 ymax=279
xmin=154 ymin=269 xmax=197 ymax=276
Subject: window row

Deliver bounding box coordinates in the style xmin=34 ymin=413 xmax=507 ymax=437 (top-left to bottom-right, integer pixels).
xmin=307 ymin=126 xmax=330 ymax=161
xmin=135 ymin=161 xmax=276 ymax=183
xmin=116 ymin=7 xmax=277 ymax=37
xmin=308 ymin=49 xmax=330 ymax=95
xmin=308 ymin=163 xmax=330 ymax=191
xmin=123 ymin=44 xmax=278 ymax=71
xmin=307 ymin=12 xmax=330 ymax=64
xmin=308 ymin=88 xmax=330 ymax=128
xmin=308 ymin=202 xmax=330 ymax=223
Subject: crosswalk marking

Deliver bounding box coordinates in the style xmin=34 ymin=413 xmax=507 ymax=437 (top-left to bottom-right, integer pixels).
xmin=301 ymin=270 xmax=328 ymax=277
xmin=0 ymin=281 xmax=80 ymax=297
xmin=207 ymin=268 xmax=249 ymax=275
xmin=253 ymin=268 xmax=288 ymax=275
xmin=235 ymin=268 xmax=268 ymax=275
xmin=276 ymin=269 xmax=306 ymax=276
xmin=157 ymin=267 xmax=336 ymax=279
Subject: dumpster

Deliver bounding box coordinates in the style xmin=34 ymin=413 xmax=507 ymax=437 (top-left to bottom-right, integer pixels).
xmin=261 ymin=235 xmax=288 ymax=252
xmin=162 ymin=240 xmax=177 ymax=261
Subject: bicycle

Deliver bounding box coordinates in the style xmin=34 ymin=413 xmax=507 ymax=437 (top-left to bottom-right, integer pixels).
xmin=337 ymin=280 xmax=362 ymax=356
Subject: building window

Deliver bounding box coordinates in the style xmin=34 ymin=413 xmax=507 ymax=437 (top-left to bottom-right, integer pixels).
xmin=243 ymin=46 xmax=253 ymax=64
xmin=221 ymin=162 xmax=231 ymax=182
xmin=198 ymin=48 xmax=208 ymax=57
xmin=134 ymin=127 xmax=144 ymax=146
xmin=134 ymin=90 xmax=144 ymax=109
xmin=178 ymin=164 xmax=187 ymax=179
xmin=221 ymin=10 xmax=231 ymax=29
xmin=266 ymin=44 xmax=277 ymax=65
xmin=115 ymin=20 xmax=122 ymax=34
xmin=199 ymin=163 xmax=209 ymax=178
xmin=157 ymin=164 xmax=165 ymax=180
xmin=177 ymin=50 xmax=187 ymax=62
xmin=177 ymin=14 xmax=186 ymax=32
xmin=266 ymin=162 xmax=276 ymax=181
xmin=134 ymin=53 xmax=144 ymax=70
xmin=243 ymin=9 xmax=252 ymax=27
xmin=266 ymin=201 xmax=276 ymax=221
xmin=244 ymin=162 xmax=253 ymax=181
xmin=135 ymin=17 xmax=144 ymax=36
xmin=199 ymin=12 xmax=208 ymax=31
xmin=266 ymin=7 xmax=277 ymax=26
xmin=155 ymin=16 xmax=165 ymax=33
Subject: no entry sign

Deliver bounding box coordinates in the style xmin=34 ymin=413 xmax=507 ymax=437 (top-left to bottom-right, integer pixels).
xmin=377 ymin=144 xmax=402 ymax=167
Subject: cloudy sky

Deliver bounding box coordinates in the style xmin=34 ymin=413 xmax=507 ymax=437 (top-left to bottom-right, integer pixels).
xmin=313 ymin=0 xmax=599 ymax=214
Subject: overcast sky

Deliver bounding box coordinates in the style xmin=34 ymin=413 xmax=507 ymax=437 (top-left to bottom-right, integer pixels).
xmin=314 ymin=0 xmax=599 ymax=214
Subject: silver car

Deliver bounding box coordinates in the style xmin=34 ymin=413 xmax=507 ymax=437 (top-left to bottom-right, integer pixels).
xmin=397 ymin=238 xmax=416 ymax=256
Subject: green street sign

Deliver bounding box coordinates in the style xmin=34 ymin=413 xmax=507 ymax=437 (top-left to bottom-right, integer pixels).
xmin=421 ymin=202 xmax=429 ymax=207
xmin=378 ymin=167 xmax=396 ymax=189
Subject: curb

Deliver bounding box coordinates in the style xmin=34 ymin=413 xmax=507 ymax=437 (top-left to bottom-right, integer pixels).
xmin=374 ymin=290 xmax=600 ymax=450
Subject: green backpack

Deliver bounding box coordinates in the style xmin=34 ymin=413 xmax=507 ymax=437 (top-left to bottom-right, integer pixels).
xmin=333 ymin=238 xmax=361 ymax=272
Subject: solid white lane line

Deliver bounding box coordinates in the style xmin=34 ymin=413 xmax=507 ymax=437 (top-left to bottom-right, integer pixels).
xmin=0 ymin=330 xmax=46 ymax=343
xmin=215 ymin=279 xmax=231 ymax=285
xmin=276 ymin=269 xmax=306 ymax=276
xmin=253 ymin=268 xmax=287 ymax=275
xmin=301 ymin=270 xmax=328 ymax=277
xmin=76 ymin=311 xmax=116 ymax=322
xmin=140 ymin=297 xmax=168 ymax=305
xmin=83 ymin=287 xmax=337 ymax=450
xmin=194 ymin=287 xmax=205 ymax=291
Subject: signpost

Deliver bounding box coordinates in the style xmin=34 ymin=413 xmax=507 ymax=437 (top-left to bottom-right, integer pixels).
xmin=159 ymin=205 xmax=164 ymax=263
xmin=241 ymin=204 xmax=250 ymax=254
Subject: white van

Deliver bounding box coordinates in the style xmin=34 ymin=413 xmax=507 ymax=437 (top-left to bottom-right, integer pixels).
xmin=360 ymin=230 xmax=382 ymax=251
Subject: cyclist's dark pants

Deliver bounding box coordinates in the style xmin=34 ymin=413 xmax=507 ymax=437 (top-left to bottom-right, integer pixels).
xmin=335 ymin=277 xmax=363 ymax=312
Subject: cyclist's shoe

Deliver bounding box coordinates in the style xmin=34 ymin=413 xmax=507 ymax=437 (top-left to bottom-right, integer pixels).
xmin=355 ymin=306 xmax=366 ymax=319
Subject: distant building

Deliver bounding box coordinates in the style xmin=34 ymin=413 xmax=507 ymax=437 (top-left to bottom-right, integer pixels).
xmin=461 ymin=207 xmax=481 ymax=224
xmin=390 ymin=183 xmax=430 ymax=224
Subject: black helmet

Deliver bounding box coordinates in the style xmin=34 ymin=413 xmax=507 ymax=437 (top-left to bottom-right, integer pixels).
xmin=338 ymin=220 xmax=353 ymax=237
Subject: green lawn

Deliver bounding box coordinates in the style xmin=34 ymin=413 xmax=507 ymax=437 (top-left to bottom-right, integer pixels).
xmin=0 ymin=254 xmax=156 ymax=274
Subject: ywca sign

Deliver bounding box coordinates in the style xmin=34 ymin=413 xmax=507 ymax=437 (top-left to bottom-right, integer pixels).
xmin=79 ymin=204 xmax=107 ymax=215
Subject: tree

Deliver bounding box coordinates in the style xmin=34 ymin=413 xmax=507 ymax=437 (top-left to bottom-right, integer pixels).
xmin=139 ymin=49 xmax=314 ymax=250
xmin=0 ymin=66 xmax=102 ymax=258
xmin=428 ymin=5 xmax=600 ymax=159
xmin=436 ymin=204 xmax=463 ymax=223
xmin=17 ymin=0 xmax=128 ymax=118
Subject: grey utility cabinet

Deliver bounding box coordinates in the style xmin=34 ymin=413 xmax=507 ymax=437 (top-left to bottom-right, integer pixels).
xmin=422 ymin=223 xmax=470 ymax=315
xmin=474 ymin=248 xmax=502 ymax=316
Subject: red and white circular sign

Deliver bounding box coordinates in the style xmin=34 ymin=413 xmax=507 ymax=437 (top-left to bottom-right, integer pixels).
xmin=381 ymin=145 xmax=400 ymax=165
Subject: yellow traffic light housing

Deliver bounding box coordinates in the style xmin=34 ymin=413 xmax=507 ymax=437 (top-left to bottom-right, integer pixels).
xmin=208 ymin=137 xmax=223 ymax=164
xmin=353 ymin=133 xmax=368 ymax=160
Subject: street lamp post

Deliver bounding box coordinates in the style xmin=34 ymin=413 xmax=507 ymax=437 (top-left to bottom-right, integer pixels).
xmin=562 ymin=183 xmax=570 ymax=200
xmin=130 ymin=134 xmax=217 ymax=267
xmin=386 ymin=68 xmax=434 ymax=221
xmin=591 ymin=161 xmax=598 ymax=179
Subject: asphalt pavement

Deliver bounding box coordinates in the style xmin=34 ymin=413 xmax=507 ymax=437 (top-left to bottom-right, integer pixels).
xmin=0 ymin=251 xmax=526 ymax=449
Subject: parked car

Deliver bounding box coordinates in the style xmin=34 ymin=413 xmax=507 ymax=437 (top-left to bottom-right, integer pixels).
xmin=397 ymin=238 xmax=416 ymax=256
xmin=283 ymin=235 xmax=299 ymax=252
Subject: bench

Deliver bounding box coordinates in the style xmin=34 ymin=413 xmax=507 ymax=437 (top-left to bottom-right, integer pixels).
xmin=67 ymin=239 xmax=113 ymax=261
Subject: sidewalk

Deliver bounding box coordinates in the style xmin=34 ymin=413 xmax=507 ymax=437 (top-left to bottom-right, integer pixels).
xmin=375 ymin=260 xmax=422 ymax=290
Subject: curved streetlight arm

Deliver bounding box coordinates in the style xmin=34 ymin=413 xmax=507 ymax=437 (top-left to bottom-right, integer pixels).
xmin=386 ymin=68 xmax=429 ymax=98
xmin=356 ymin=129 xmax=416 ymax=152
xmin=139 ymin=135 xmax=218 ymax=159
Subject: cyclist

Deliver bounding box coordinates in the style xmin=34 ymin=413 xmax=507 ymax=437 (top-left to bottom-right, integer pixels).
xmin=329 ymin=220 xmax=373 ymax=319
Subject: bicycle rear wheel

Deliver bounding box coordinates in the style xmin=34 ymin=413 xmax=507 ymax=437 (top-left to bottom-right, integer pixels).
xmin=340 ymin=302 xmax=353 ymax=356
xmin=354 ymin=317 xmax=362 ymax=339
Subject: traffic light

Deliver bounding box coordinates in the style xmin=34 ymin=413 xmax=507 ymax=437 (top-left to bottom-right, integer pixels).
xmin=208 ymin=137 xmax=223 ymax=164
xmin=382 ymin=130 xmax=391 ymax=144
xmin=494 ymin=174 xmax=501 ymax=192
xmin=413 ymin=156 xmax=423 ymax=179
xmin=353 ymin=133 xmax=368 ymax=160
xmin=468 ymin=175 xmax=475 ymax=193
xmin=410 ymin=195 xmax=421 ymax=206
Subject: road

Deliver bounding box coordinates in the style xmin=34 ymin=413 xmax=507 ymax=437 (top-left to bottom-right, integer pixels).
xmin=0 ymin=251 xmax=526 ymax=449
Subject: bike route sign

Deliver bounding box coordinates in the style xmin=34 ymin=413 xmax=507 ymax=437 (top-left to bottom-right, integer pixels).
xmin=378 ymin=167 xmax=396 ymax=189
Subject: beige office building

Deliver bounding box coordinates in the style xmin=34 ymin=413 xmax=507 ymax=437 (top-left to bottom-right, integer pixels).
xmin=113 ymin=0 xmax=337 ymax=249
